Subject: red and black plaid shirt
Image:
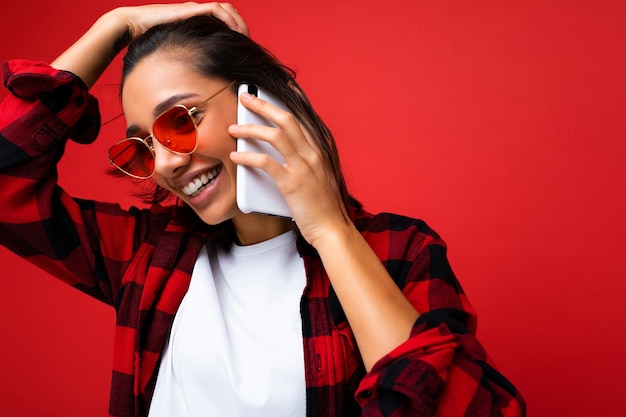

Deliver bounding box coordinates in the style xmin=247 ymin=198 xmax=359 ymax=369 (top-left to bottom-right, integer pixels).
xmin=0 ymin=60 xmax=525 ymax=417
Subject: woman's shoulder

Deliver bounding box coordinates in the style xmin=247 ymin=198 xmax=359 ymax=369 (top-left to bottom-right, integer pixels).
xmin=353 ymin=208 xmax=441 ymax=240
xmin=352 ymin=208 xmax=447 ymax=261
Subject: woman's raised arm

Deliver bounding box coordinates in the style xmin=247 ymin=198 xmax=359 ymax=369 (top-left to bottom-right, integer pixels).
xmin=51 ymin=2 xmax=248 ymax=88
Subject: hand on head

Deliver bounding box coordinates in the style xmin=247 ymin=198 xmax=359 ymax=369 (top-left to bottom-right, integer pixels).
xmin=117 ymin=2 xmax=249 ymax=41
xmin=51 ymin=2 xmax=249 ymax=89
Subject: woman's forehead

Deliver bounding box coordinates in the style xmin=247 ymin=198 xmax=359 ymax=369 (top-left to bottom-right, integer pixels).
xmin=123 ymin=57 xmax=201 ymax=95
xmin=121 ymin=58 xmax=221 ymax=113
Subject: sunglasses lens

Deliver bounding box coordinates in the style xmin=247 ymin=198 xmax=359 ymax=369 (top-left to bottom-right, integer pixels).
xmin=153 ymin=106 xmax=197 ymax=153
xmin=108 ymin=139 xmax=154 ymax=178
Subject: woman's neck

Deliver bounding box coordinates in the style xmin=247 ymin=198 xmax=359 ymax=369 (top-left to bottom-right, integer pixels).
xmin=231 ymin=213 xmax=296 ymax=246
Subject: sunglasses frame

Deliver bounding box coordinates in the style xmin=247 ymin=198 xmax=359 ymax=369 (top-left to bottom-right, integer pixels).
xmin=108 ymin=81 xmax=236 ymax=179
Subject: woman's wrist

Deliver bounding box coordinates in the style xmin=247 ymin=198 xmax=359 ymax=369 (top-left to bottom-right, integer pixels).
xmin=50 ymin=9 xmax=130 ymax=88
xmin=308 ymin=217 xmax=359 ymax=256
xmin=94 ymin=8 xmax=134 ymax=52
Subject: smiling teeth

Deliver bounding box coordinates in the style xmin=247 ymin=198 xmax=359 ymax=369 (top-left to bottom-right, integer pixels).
xmin=181 ymin=166 xmax=221 ymax=197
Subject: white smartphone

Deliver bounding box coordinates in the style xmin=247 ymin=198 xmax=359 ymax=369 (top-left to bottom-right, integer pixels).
xmin=236 ymin=84 xmax=292 ymax=218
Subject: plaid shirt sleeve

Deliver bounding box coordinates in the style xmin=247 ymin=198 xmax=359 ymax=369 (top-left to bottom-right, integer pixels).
xmin=0 ymin=59 xmax=147 ymax=305
xmin=353 ymin=213 xmax=526 ymax=417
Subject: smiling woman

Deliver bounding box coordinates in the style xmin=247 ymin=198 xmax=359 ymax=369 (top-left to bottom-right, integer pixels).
xmin=0 ymin=2 xmax=526 ymax=417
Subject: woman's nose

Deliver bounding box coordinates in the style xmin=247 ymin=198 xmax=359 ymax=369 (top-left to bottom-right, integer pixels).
xmin=152 ymin=139 xmax=191 ymax=176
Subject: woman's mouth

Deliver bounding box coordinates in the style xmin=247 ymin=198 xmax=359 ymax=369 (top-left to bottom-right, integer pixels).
xmin=180 ymin=166 xmax=222 ymax=197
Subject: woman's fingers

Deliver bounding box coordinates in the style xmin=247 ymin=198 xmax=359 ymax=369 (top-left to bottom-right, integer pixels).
xmin=176 ymin=2 xmax=249 ymax=36
xmin=230 ymin=148 xmax=287 ymax=186
xmin=121 ymin=2 xmax=249 ymax=39
xmin=232 ymin=92 xmax=318 ymax=163
xmin=217 ymin=2 xmax=250 ymax=36
xmin=228 ymin=92 xmax=322 ymax=196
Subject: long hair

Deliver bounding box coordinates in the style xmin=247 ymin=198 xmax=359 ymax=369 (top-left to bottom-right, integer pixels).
xmin=121 ymin=15 xmax=360 ymax=213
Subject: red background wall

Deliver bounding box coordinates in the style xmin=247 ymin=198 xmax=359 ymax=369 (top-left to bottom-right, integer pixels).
xmin=1 ymin=1 xmax=625 ymax=416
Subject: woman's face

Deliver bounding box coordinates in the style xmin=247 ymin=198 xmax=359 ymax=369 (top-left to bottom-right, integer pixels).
xmin=121 ymin=53 xmax=242 ymax=225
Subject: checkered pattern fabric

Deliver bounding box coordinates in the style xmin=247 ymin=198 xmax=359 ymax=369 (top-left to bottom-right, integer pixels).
xmin=0 ymin=60 xmax=526 ymax=417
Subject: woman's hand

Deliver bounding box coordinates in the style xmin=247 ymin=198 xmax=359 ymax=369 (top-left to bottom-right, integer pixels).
xmin=228 ymin=92 xmax=350 ymax=248
xmin=51 ymin=2 xmax=248 ymax=88
xmin=113 ymin=2 xmax=248 ymax=41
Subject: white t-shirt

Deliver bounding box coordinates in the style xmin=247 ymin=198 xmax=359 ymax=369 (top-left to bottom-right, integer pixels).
xmin=148 ymin=230 xmax=307 ymax=417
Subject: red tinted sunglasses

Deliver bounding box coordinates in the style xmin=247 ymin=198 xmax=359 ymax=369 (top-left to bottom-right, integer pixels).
xmin=108 ymin=82 xmax=235 ymax=179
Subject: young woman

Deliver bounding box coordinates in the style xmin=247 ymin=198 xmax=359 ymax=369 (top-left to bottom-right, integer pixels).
xmin=0 ymin=3 xmax=525 ymax=417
